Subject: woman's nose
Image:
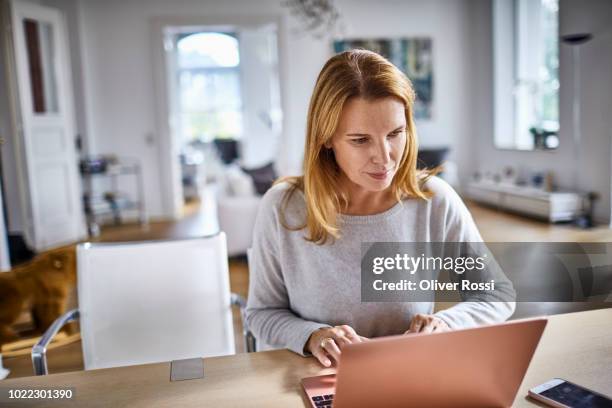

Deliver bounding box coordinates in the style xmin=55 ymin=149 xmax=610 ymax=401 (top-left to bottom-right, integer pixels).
xmin=371 ymin=140 xmax=392 ymax=165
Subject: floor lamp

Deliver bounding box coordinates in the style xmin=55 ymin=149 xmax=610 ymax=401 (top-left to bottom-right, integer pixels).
xmin=561 ymin=32 xmax=595 ymax=228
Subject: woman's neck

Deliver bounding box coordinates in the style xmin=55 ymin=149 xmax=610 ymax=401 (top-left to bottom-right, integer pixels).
xmin=342 ymin=184 xmax=398 ymax=216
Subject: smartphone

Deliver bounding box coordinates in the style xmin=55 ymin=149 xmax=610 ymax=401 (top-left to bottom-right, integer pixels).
xmin=528 ymin=378 xmax=612 ymax=408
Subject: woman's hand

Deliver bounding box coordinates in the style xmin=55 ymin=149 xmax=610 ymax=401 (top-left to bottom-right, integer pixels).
xmin=405 ymin=314 xmax=450 ymax=334
xmin=306 ymin=325 xmax=365 ymax=367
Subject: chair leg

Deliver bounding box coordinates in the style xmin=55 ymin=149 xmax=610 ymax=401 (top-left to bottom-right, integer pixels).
xmin=245 ymin=330 xmax=257 ymax=353
xmin=230 ymin=293 xmax=256 ymax=353
xmin=32 ymin=309 xmax=80 ymax=375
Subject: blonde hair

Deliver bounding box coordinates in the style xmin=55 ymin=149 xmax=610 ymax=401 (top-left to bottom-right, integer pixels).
xmin=279 ymin=49 xmax=436 ymax=244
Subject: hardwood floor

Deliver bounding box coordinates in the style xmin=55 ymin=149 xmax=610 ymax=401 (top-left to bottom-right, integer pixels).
xmin=3 ymin=199 xmax=610 ymax=379
xmin=468 ymin=200 xmax=612 ymax=242
xmin=88 ymin=198 xmax=218 ymax=243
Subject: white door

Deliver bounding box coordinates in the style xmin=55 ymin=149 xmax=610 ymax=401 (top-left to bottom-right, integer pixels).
xmin=10 ymin=1 xmax=84 ymax=250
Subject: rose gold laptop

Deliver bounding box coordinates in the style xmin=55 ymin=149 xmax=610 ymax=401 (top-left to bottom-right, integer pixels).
xmin=302 ymin=318 xmax=547 ymax=408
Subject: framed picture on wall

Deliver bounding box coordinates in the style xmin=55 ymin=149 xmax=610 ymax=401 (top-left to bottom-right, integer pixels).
xmin=333 ymin=38 xmax=433 ymax=119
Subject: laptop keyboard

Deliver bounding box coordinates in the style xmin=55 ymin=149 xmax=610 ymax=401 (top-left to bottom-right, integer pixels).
xmin=312 ymin=394 xmax=334 ymax=406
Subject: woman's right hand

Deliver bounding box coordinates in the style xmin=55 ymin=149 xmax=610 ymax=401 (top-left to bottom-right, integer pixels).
xmin=305 ymin=325 xmax=365 ymax=367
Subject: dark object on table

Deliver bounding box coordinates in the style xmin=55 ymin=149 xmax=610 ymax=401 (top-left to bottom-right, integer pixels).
xmin=241 ymin=162 xmax=278 ymax=195
xmin=214 ymin=139 xmax=239 ymax=164
xmin=531 ymin=172 xmax=545 ymax=189
xmin=529 ymin=127 xmax=558 ymax=150
xmin=417 ymin=148 xmax=449 ymax=170
xmin=80 ymin=157 xmax=108 ymax=174
xmin=575 ymin=192 xmax=599 ymax=229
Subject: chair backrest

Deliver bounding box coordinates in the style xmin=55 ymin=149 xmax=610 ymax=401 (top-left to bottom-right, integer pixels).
xmin=76 ymin=233 xmax=234 ymax=370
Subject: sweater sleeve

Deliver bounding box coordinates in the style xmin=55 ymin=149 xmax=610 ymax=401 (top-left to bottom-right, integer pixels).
xmin=428 ymin=178 xmax=516 ymax=328
xmin=244 ymin=185 xmax=330 ymax=356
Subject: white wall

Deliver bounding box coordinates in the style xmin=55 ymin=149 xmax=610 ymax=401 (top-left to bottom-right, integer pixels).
xmin=64 ymin=0 xmax=484 ymax=219
xmin=468 ymin=0 xmax=612 ymax=224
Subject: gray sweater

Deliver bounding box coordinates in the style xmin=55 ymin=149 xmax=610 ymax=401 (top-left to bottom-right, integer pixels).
xmin=245 ymin=176 xmax=515 ymax=355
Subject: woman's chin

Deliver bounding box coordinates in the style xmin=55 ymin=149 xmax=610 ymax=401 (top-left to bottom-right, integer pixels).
xmin=359 ymin=176 xmax=394 ymax=192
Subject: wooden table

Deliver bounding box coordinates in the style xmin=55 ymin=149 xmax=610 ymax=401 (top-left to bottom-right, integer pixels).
xmin=1 ymin=308 xmax=611 ymax=407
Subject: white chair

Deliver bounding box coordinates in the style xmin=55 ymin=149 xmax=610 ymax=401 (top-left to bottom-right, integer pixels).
xmin=32 ymin=233 xmax=253 ymax=375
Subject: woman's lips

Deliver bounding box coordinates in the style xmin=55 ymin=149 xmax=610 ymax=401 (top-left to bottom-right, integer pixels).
xmin=366 ymin=169 xmax=392 ymax=180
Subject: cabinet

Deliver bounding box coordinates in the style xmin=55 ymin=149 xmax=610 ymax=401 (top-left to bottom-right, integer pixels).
xmin=466 ymin=181 xmax=584 ymax=222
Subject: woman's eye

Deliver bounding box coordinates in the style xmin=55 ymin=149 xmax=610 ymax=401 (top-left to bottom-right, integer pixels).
xmin=351 ymin=138 xmax=368 ymax=145
xmin=388 ymin=131 xmax=402 ymax=139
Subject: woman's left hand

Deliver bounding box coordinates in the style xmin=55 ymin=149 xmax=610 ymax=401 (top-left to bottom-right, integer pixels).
xmin=405 ymin=314 xmax=450 ymax=334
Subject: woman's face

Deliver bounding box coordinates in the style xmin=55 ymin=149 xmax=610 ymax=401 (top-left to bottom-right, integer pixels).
xmin=329 ymin=97 xmax=407 ymax=194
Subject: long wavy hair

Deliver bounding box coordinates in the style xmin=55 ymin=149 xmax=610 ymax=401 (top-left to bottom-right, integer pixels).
xmin=279 ymin=49 xmax=436 ymax=244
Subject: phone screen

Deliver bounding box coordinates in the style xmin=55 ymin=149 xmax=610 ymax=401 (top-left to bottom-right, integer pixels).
xmin=540 ymin=382 xmax=612 ymax=408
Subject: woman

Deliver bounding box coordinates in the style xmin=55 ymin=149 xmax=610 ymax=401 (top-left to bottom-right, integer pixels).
xmin=245 ymin=50 xmax=515 ymax=367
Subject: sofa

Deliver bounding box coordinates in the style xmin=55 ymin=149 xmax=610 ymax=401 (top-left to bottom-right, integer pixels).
xmin=216 ymin=162 xmax=276 ymax=257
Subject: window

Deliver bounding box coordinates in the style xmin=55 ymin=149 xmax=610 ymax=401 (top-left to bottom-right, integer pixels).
xmin=494 ymin=0 xmax=559 ymax=150
xmin=176 ymin=32 xmax=243 ymax=142
xmin=537 ymin=0 xmax=560 ymax=132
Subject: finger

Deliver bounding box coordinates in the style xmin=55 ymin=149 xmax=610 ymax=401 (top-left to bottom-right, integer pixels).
xmin=409 ymin=317 xmax=423 ymax=333
xmin=433 ymin=321 xmax=449 ymax=332
xmin=331 ymin=327 xmax=350 ymax=340
xmin=340 ymin=326 xmax=361 ymax=343
xmin=421 ymin=322 xmax=435 ymax=334
xmin=321 ymin=338 xmax=342 ymax=362
xmin=359 ymin=335 xmax=370 ymax=342
xmin=332 ymin=334 xmax=351 ymax=348
xmin=330 ymin=329 xmax=352 ymax=348
xmin=311 ymin=347 xmax=332 ymax=367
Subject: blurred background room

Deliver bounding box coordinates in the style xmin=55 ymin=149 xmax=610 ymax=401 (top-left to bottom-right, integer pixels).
xmin=0 ymin=0 xmax=611 ymax=379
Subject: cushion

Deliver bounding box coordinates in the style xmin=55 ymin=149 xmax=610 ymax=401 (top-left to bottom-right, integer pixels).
xmin=241 ymin=162 xmax=277 ymax=195
xmin=224 ymin=164 xmax=256 ymax=197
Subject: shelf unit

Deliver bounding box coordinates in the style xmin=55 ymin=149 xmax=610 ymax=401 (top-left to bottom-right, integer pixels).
xmin=81 ymin=159 xmax=147 ymax=236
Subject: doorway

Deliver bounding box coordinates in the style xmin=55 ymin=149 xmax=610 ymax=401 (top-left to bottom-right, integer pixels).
xmin=153 ymin=18 xmax=283 ymax=220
